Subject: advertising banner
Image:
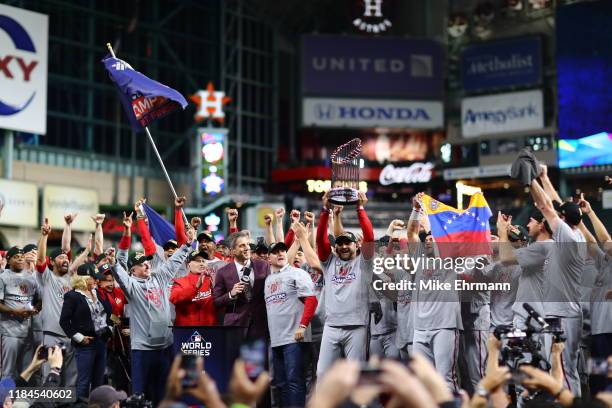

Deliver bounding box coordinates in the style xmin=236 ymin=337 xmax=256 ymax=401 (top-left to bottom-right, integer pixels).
xmin=302 ymin=35 xmax=443 ymax=99
xmin=303 ymin=97 xmax=443 ymax=129
xmin=42 ymin=185 xmax=99 ymax=231
xmin=0 ymin=4 xmax=48 ymax=134
xmin=461 ymin=90 xmax=544 ymax=138
xmin=0 ymin=179 xmax=38 ymax=227
xmin=461 ymin=36 xmax=542 ymax=92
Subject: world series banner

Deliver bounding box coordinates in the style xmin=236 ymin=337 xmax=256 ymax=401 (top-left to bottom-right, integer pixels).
xmin=172 ymin=326 xmax=244 ymax=393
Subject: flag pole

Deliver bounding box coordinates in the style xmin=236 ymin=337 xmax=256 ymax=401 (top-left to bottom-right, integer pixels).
xmin=106 ymin=43 xmax=190 ymax=227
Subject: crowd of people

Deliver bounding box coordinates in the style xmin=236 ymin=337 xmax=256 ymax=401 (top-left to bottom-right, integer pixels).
xmin=0 ymin=164 xmax=610 ymax=408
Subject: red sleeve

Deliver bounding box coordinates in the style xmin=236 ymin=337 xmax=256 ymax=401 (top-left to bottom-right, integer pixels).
xmin=284 ymin=229 xmax=295 ymax=247
xmin=0 ymin=250 xmax=5 ymax=258
xmin=399 ymin=238 xmax=409 ymax=251
xmin=169 ymin=279 xmax=198 ymax=304
xmin=118 ymin=234 xmax=131 ymax=251
xmin=136 ymin=218 xmax=157 ymax=256
xmin=316 ymin=209 xmax=331 ymax=262
xmin=229 ymin=227 xmax=238 ymax=234
xmin=35 ymin=261 xmax=47 ymax=273
xmin=299 ymin=296 xmax=318 ymax=326
xmin=357 ymin=208 xmax=375 ymax=259
xmin=175 ymin=208 xmax=188 ymax=246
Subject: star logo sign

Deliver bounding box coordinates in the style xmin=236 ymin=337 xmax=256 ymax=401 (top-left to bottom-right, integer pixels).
xmin=190 ymin=82 xmax=231 ymax=123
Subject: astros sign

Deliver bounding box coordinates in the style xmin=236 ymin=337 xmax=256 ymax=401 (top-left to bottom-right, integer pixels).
xmin=0 ymin=4 xmax=48 ymax=134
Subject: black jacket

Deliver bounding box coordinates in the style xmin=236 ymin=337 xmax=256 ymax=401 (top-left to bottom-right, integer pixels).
xmin=59 ymin=290 xmax=112 ymax=346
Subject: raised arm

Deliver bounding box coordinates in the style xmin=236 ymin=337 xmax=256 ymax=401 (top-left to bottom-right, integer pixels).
xmin=578 ymin=194 xmax=612 ymax=253
xmin=332 ymin=205 xmax=345 ymax=237
xmin=304 ymin=211 xmax=316 ymax=249
xmin=496 ymin=212 xmax=518 ymax=265
xmin=356 ymin=192 xmax=374 ymax=259
xmin=68 ymin=235 xmax=92 ymax=275
xmin=530 ymin=177 xmax=561 ymax=233
xmin=263 ymin=213 xmax=275 ymax=245
xmin=62 ymin=213 xmax=77 ymax=253
xmin=273 ymin=207 xmax=285 ymax=243
xmin=174 ymin=196 xmax=188 ymax=246
xmin=227 ymin=208 xmax=239 ymax=234
xmin=156 ymin=227 xmax=195 ymax=285
xmin=91 ymin=214 xmax=105 ymax=257
xmin=407 ymin=194 xmax=422 ymax=244
xmin=539 ymin=164 xmax=563 ymax=204
xmin=316 ymin=191 xmax=332 ymax=262
xmin=134 ymin=199 xmax=157 ymax=256
xmin=293 ymin=221 xmax=322 ymax=271
xmin=37 ymin=218 xmax=51 ymax=267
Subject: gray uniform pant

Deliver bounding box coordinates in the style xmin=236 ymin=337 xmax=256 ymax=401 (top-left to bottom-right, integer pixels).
xmin=43 ymin=332 xmax=77 ymax=388
xmin=1 ymin=333 xmax=35 ymax=378
xmin=459 ymin=329 xmax=488 ymax=394
xmin=398 ymin=343 xmax=412 ymax=362
xmin=317 ymin=325 xmax=367 ymax=380
xmin=413 ymin=329 xmax=459 ymax=392
xmin=370 ymin=331 xmax=400 ymax=359
xmin=544 ymin=316 xmax=582 ymax=398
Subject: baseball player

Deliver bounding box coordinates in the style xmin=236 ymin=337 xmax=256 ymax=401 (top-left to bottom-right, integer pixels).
xmin=408 ymin=196 xmax=462 ymax=391
xmin=0 ymin=246 xmax=41 ymax=378
xmin=315 ymin=190 xmax=375 ymax=379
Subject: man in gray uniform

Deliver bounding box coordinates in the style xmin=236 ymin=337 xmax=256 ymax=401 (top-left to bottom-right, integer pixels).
xmin=0 ymin=246 xmax=40 ymax=378
xmin=114 ymin=227 xmax=194 ymax=406
xmin=370 ymin=292 xmax=399 ymax=359
xmin=528 ymin=166 xmax=586 ymax=397
xmin=315 ymin=191 xmax=375 ymax=379
xmin=36 ymin=218 xmax=78 ymax=387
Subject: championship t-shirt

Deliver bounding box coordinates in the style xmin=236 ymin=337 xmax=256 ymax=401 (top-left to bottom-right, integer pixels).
xmin=0 ymin=270 xmax=39 ymax=338
xmin=264 ymin=265 xmax=316 ymax=347
xmin=322 ymin=254 xmax=372 ymax=327
xmin=544 ymin=223 xmax=586 ymax=317
xmin=590 ymin=246 xmax=612 ymax=335
xmin=36 ymin=268 xmax=72 ymax=337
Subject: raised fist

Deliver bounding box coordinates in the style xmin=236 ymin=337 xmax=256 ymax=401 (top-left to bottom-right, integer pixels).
xmin=190 ymin=217 xmax=202 ymax=229
xmin=263 ymin=214 xmax=273 ymax=226
xmin=91 ymin=214 xmax=106 ymax=225
xmin=274 ymin=208 xmax=285 ymax=219
xmin=226 ymin=208 xmax=239 ymax=222
xmin=290 ymin=209 xmax=300 ymax=223
xmin=174 ymin=196 xmax=186 ymax=208
xmin=64 ymin=213 xmax=78 ymax=225
xmin=304 ymin=211 xmax=314 ymax=224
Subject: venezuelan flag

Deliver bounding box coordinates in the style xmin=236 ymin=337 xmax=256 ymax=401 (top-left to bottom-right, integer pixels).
xmin=420 ymin=193 xmax=492 ymax=257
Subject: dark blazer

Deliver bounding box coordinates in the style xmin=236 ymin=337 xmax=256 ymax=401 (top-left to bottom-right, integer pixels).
xmin=213 ymin=258 xmax=269 ymax=339
xmin=59 ymin=290 xmax=112 ymax=346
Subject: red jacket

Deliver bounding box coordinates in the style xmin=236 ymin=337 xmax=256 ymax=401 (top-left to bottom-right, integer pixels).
xmin=170 ymin=273 xmax=217 ymax=326
xmin=96 ymin=287 xmax=127 ymax=317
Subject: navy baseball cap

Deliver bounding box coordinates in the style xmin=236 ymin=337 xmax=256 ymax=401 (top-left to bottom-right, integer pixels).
xmin=77 ymin=262 xmax=97 ymax=277
xmin=6 ymin=246 xmax=24 ymax=260
xmin=187 ymin=250 xmax=208 ymax=262
xmin=217 ymin=239 xmax=229 ymax=247
xmin=197 ymin=231 xmax=214 ymax=243
xmin=23 ymin=244 xmax=38 ymax=253
xmin=162 ymin=239 xmax=179 ymax=251
xmin=128 ymin=253 xmax=153 ymax=268
xmin=269 ymin=242 xmax=288 ymax=253
xmin=335 ymin=231 xmax=357 ymax=244
xmin=554 ymin=201 xmax=582 ymax=226
xmin=49 ymin=248 xmax=67 ymax=261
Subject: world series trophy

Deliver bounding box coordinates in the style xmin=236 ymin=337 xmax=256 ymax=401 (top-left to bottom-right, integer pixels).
xmin=328 ymin=138 xmax=362 ymax=205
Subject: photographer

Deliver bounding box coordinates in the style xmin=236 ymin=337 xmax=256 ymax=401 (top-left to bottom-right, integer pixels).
xmin=59 ymin=263 xmax=112 ymax=399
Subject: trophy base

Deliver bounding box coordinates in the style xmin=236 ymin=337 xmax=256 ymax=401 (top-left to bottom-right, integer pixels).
xmin=328 ymin=187 xmax=359 ymax=205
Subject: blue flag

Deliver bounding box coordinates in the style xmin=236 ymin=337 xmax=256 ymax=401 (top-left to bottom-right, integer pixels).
xmin=101 ymin=55 xmax=188 ymax=132
xmin=142 ymin=203 xmax=175 ymax=246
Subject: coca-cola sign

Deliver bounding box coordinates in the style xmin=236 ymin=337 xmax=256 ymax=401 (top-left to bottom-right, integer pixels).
xmin=379 ymin=162 xmax=434 ymax=185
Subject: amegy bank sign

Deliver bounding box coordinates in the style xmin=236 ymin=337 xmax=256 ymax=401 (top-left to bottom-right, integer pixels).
xmin=303 ymin=97 xmax=443 ymax=129
xmin=0 ymin=4 xmax=48 ymax=134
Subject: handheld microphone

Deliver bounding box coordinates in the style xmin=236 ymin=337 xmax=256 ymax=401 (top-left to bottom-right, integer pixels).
xmin=241 ymin=267 xmax=253 ymax=302
xmin=523 ymin=303 xmax=549 ymax=328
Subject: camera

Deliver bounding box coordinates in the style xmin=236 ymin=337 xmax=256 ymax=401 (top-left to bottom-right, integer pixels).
xmin=120 ymin=394 xmax=152 ymax=408
xmin=493 ymin=304 xmax=566 ymax=383
xmin=37 ymin=342 xmax=67 ymax=360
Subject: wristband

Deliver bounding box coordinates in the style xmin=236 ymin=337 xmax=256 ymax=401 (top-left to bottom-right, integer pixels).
xmin=299 ymin=324 xmax=307 ymax=329
xmin=408 ymin=208 xmax=421 ymax=223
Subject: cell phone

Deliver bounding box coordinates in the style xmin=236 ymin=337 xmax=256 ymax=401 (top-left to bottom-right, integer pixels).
xmin=37 ymin=346 xmax=50 ymax=360
xmin=240 ymin=339 xmax=266 ymax=380
xmin=358 ymin=363 xmax=381 ymax=385
xmin=588 ymin=358 xmax=609 ymax=376
xmin=180 ymin=354 xmax=200 ymax=388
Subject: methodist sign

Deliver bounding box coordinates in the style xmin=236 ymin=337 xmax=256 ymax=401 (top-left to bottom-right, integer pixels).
xmin=303 ymin=97 xmax=443 ymax=129
xmin=461 ymin=36 xmax=542 ymax=92
xmin=302 ymin=35 xmax=443 ymax=99
xmin=0 ymin=4 xmax=48 ymax=134
xmin=461 ymin=89 xmax=544 ymax=138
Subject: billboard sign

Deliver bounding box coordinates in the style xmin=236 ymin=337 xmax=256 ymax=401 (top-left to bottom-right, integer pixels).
xmin=43 ymin=185 xmax=99 ymax=232
xmin=461 ymin=90 xmax=544 ymax=138
xmin=461 ymin=36 xmax=542 ymax=92
xmin=303 ymin=97 xmax=443 ymax=129
xmin=0 ymin=4 xmax=48 ymax=134
xmin=0 ymin=179 xmax=38 ymax=227
xmin=302 ymin=35 xmax=443 ymax=99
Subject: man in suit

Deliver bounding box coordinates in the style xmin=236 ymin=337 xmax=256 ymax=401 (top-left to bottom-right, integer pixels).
xmin=213 ymin=231 xmax=269 ymax=340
